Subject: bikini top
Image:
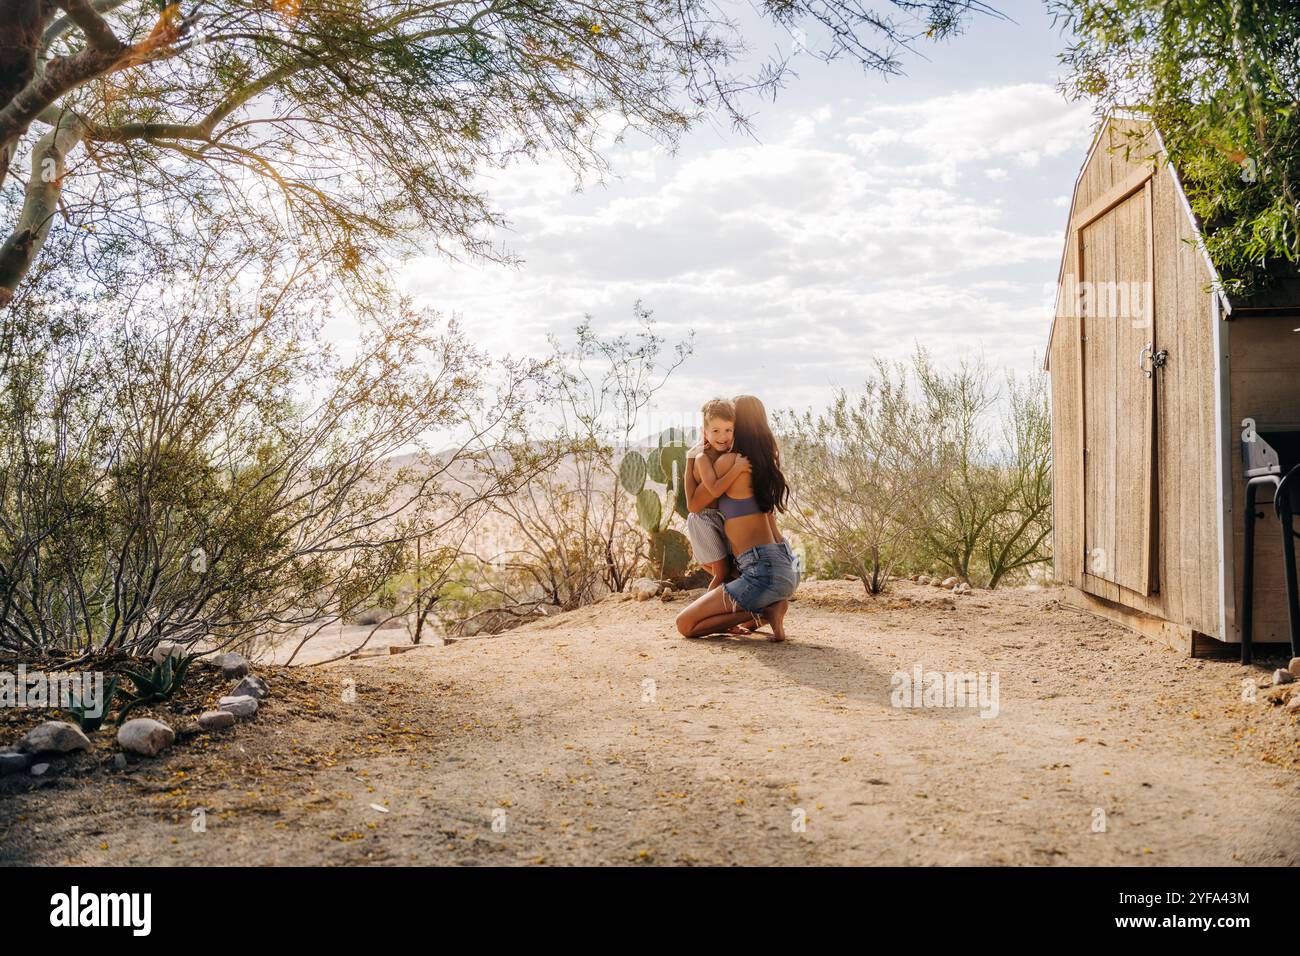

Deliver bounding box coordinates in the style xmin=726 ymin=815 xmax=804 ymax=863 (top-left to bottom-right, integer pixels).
xmin=718 ymin=492 xmax=762 ymax=520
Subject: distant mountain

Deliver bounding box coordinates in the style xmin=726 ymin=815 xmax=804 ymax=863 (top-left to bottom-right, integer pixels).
xmin=627 ymin=425 xmax=698 ymax=449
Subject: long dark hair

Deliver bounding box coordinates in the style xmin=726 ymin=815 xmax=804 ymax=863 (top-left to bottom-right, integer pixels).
xmin=732 ymin=394 xmax=788 ymax=514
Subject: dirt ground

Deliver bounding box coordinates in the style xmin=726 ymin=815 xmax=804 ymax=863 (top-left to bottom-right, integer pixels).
xmin=2 ymin=580 xmax=1298 ymax=866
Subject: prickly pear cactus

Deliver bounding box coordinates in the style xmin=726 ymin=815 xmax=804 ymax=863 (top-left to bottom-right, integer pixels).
xmin=635 ymin=487 xmax=661 ymax=531
xmin=646 ymin=446 xmax=666 ymax=484
xmin=632 ymin=434 xmax=698 ymax=577
xmin=658 ymin=442 xmax=687 ymax=486
xmin=649 ymin=529 xmax=691 ymax=579
xmin=619 ymin=451 xmax=647 ymax=495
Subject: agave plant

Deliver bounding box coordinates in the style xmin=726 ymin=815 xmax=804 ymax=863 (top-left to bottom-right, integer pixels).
xmin=115 ymin=654 xmax=194 ymax=724
xmin=61 ymin=677 xmax=120 ymax=733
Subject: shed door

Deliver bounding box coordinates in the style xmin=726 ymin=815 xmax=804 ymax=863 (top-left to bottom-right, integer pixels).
xmin=1079 ymin=183 xmax=1156 ymax=596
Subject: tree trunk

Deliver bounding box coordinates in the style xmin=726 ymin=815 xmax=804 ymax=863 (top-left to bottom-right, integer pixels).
xmin=0 ymin=0 xmax=54 ymax=186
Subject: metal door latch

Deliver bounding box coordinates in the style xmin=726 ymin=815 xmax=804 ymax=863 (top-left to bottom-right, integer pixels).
xmin=1139 ymin=342 xmax=1169 ymax=378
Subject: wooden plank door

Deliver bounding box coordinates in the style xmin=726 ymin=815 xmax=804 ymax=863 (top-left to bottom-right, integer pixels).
xmin=1079 ymin=181 xmax=1157 ymax=596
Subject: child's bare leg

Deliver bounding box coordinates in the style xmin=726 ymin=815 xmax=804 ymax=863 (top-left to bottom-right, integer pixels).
xmin=704 ymin=559 xmax=728 ymax=590
xmin=761 ymin=600 xmax=790 ymax=642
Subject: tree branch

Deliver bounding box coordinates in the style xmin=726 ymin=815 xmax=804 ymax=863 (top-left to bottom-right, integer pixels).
xmin=0 ymin=111 xmax=86 ymax=307
xmin=41 ymin=0 xmax=132 ymax=55
xmin=51 ymin=0 xmax=125 ymax=52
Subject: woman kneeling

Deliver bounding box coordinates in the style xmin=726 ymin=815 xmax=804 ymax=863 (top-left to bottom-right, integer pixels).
xmin=674 ymin=395 xmax=799 ymax=642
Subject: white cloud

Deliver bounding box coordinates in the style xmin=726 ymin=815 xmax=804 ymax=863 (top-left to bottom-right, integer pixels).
xmin=399 ymin=80 xmax=1094 ymax=421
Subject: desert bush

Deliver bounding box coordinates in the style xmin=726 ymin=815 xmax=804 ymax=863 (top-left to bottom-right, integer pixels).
xmin=0 ymin=238 xmax=548 ymax=663
xmin=478 ymin=304 xmax=693 ymax=610
xmin=913 ymin=350 xmax=1052 ymax=587
xmin=780 ymin=349 xmax=1053 ymax=595
xmin=779 ymin=359 xmax=936 ymax=595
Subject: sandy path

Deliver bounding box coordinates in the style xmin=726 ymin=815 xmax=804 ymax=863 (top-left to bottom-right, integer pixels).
xmin=3 ymin=581 xmax=1298 ymax=865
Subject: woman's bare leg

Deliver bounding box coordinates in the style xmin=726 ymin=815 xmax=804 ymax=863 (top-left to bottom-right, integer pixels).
xmin=689 ymin=609 xmax=760 ymax=636
xmin=676 ymin=587 xmax=758 ymax=638
xmin=762 ymin=600 xmax=790 ymax=642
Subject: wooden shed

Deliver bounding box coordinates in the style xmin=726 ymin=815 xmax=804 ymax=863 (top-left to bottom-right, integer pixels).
xmin=1045 ymin=115 xmax=1300 ymax=656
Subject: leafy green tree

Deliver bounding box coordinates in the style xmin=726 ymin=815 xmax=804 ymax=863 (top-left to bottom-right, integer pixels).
xmin=0 ymin=0 xmax=1000 ymax=307
xmin=1053 ymin=0 xmax=1300 ymax=297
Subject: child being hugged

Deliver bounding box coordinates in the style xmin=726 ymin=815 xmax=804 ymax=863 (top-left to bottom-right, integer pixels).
xmin=685 ymin=398 xmax=751 ymax=589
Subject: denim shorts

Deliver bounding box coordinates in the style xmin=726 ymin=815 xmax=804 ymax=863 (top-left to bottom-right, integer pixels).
xmin=723 ymin=541 xmax=800 ymax=614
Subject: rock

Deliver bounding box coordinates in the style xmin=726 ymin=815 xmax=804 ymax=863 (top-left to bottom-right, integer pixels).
xmin=151 ymin=641 xmax=185 ymax=665
xmin=917 ymin=576 xmax=930 ymax=586
xmin=18 ymin=720 xmax=90 ymax=755
xmin=942 ymin=577 xmax=959 ymax=588
xmin=660 ymin=587 xmax=675 ymax=603
xmin=1287 ymin=695 xmax=1300 ymax=714
xmin=1272 ymin=669 xmax=1295 ymax=686
xmin=116 ymin=718 xmax=175 ymax=757
xmin=629 ymin=578 xmax=660 ymax=601
xmin=0 ymin=751 xmax=32 ymax=774
xmin=214 ymin=652 xmax=250 ymax=679
xmin=198 ymin=710 xmax=236 ymax=731
xmin=231 ymin=675 xmax=270 ymax=700
xmin=1290 ymin=657 xmax=1300 ymax=678
xmin=112 ymin=753 xmax=128 ymax=771
xmin=218 ymin=694 xmax=258 ymax=718
xmin=30 ymin=762 xmax=50 ymax=777
xmin=931 ymin=578 xmax=946 ymax=588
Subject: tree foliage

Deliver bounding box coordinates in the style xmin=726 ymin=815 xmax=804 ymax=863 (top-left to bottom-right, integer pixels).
xmin=1053 ymin=0 xmax=1300 ymax=297
xmin=0 ymin=0 xmax=1000 ymax=307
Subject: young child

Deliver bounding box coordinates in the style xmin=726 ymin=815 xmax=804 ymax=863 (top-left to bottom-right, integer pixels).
xmin=685 ymin=398 xmax=751 ymax=589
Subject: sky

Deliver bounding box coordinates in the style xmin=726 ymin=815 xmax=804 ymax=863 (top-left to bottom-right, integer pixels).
xmin=392 ymin=0 xmax=1097 ymax=434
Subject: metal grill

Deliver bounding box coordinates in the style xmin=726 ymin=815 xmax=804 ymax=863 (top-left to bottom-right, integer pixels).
xmin=1240 ymin=425 xmax=1300 ymax=664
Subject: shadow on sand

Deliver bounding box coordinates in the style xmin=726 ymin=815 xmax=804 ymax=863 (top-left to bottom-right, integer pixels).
xmin=685 ymin=632 xmax=990 ymax=720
